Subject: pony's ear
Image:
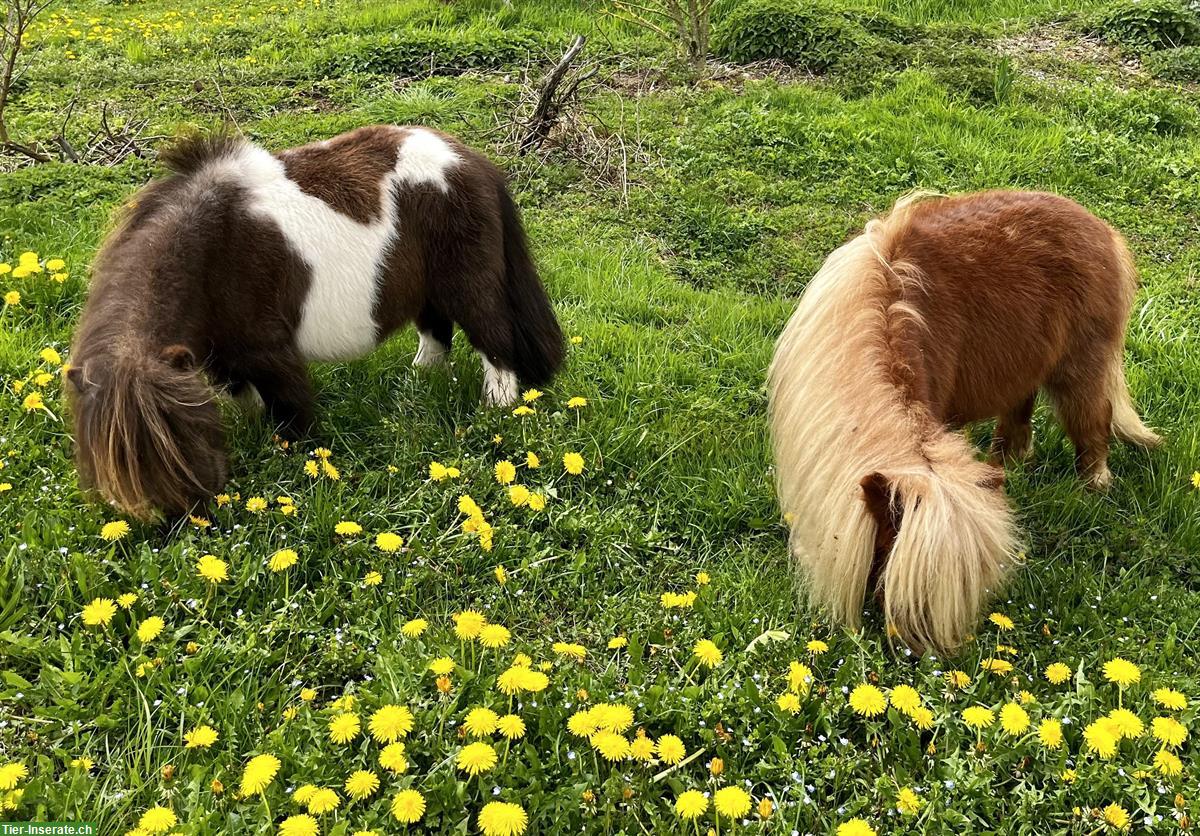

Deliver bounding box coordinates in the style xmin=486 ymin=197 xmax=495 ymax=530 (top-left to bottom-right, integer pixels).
xmin=160 ymin=344 xmax=196 ymax=371
xmin=860 ymin=472 xmax=899 ymax=532
xmin=66 ymin=365 xmax=86 ymax=391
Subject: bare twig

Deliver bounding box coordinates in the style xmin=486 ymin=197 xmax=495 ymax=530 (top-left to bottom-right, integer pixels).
xmin=519 ymin=34 xmax=587 ymax=155
xmin=608 ymin=0 xmax=716 ymax=76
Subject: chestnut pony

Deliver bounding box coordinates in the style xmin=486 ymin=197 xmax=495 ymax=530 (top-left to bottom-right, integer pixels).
xmin=768 ymin=190 xmax=1160 ymax=654
xmin=69 ymin=125 xmax=563 ymax=519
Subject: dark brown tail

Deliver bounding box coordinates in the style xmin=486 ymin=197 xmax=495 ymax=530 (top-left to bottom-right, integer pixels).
xmin=498 ymin=185 xmax=564 ymax=385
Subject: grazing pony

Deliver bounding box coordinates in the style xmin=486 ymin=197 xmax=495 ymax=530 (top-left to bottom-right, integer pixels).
xmin=69 ymin=125 xmax=564 ymax=518
xmin=768 ymin=190 xmax=1160 ymax=655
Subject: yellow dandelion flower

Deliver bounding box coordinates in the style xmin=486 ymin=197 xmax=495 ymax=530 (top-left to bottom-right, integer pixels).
xmin=1154 ymin=749 xmax=1183 ymax=776
xmin=567 ymin=709 xmax=598 ymax=738
xmin=608 ymin=636 xmax=628 ymax=649
xmin=456 ymin=741 xmax=498 ymax=776
xmin=334 ymin=521 xmax=362 ymax=536
xmin=508 ymin=484 xmax=530 ymax=506
xmin=1152 ymin=688 xmax=1188 ymax=710
xmin=946 ymin=670 xmax=971 ymax=688
xmin=909 ymin=706 xmax=935 ymax=730
xmin=981 ymin=658 xmax=1013 ymax=675
xmin=675 ymin=790 xmax=708 ymax=820
xmin=656 ymin=734 xmax=686 ymax=765
xmin=100 ymin=520 xmax=130 ymax=541
xmin=806 ymin=639 xmax=828 ymax=653
xmin=1151 ymin=716 xmax=1187 ymax=748
xmin=590 ymin=703 xmax=634 ymax=733
xmin=429 ymin=657 xmax=455 ymax=676
xmin=245 ymin=496 xmax=267 ymax=513
xmin=889 ymin=685 xmax=922 ymax=716
xmin=1038 ymin=719 xmax=1064 ymax=749
xmin=344 ymin=770 xmax=379 ymax=800
xmin=788 ymin=661 xmax=813 ymax=694
xmin=464 ymin=707 xmax=499 ymax=737
xmin=1084 ymin=718 xmax=1120 ymax=759
xmin=897 ymin=787 xmax=923 ymax=815
xmin=363 ymin=570 xmax=382 ymax=586
xmin=81 ymin=598 xmax=117 ymax=627
xmin=553 ymin=641 xmax=586 ymax=660
xmin=494 ymin=460 xmax=516 ymax=484
xmin=1102 ymin=658 xmax=1140 ymax=688
xmin=1044 ymin=662 xmax=1071 ymax=684
xmin=713 ymin=786 xmax=751 ymax=819
xmin=278 ymin=814 xmax=318 ymax=836
xmin=525 ymin=451 xmax=540 ymax=468
xmin=999 ymin=702 xmax=1029 ymax=735
xmin=328 ymin=713 xmax=361 ymax=744
xmin=137 ymin=807 xmax=177 ymax=833
xmin=117 ymin=592 xmax=137 ymax=609
xmin=454 ymin=610 xmax=487 ymax=640
xmin=369 ymin=705 xmax=414 ymax=743
xmin=1103 ymin=804 xmax=1129 ymax=831
xmin=300 ymin=688 xmax=317 ymax=702
xmin=592 ymin=731 xmax=630 ymax=761
xmin=401 ymin=618 xmax=427 ymax=638
xmin=563 ymin=452 xmax=585 ymax=475
xmin=836 ymin=820 xmax=877 ymax=836
xmin=390 ymin=789 xmax=425 ymax=824
xmin=693 ymin=639 xmax=722 ymax=668
xmin=1106 ymin=708 xmax=1143 ymax=739
xmin=777 ymin=689 xmax=803 ymax=712
xmin=0 ymin=763 xmax=28 ymax=790
xmin=183 ymin=724 xmax=218 ymax=748
xmin=375 ymin=532 xmax=403 ymax=552
xmin=630 ymin=735 xmax=656 ymax=760
xmin=379 ymin=742 xmax=408 ymax=774
xmin=269 ymin=548 xmax=298 ymax=572
xmin=3 ymin=291 xmax=18 ymax=306
xmin=988 ymin=612 xmax=1014 ymax=630
xmin=478 ymin=801 xmax=527 ymax=836
xmin=567 ymin=396 xmax=587 ymax=408
xmin=135 ymin=616 xmax=163 ymax=643
xmin=962 ymin=706 xmax=995 ymax=730
xmin=306 ymin=788 xmax=339 ymax=814
xmin=496 ymin=714 xmax=525 ymax=740
xmin=849 ymin=684 xmax=887 ymax=717
xmin=528 ymin=492 xmax=546 ymax=510
xmin=240 ymin=754 xmax=281 ymax=796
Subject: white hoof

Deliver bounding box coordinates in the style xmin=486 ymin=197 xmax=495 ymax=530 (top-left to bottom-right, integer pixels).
xmin=479 ymin=353 xmax=518 ymax=408
xmin=413 ymin=330 xmax=449 ymax=368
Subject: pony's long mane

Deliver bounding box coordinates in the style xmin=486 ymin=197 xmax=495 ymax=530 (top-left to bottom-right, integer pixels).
xmin=70 ymin=352 xmax=225 ymax=519
xmin=157 ymin=130 xmax=246 ymax=176
xmin=768 ymin=193 xmax=1019 ymax=653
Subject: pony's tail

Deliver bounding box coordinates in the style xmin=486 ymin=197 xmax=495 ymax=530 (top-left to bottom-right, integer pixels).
xmin=1107 ymin=233 xmax=1162 ymax=449
xmin=868 ymin=443 xmax=1020 ymax=654
xmin=497 ymin=184 xmax=564 ymax=385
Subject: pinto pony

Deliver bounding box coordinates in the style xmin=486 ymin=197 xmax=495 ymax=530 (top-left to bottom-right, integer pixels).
xmin=768 ymin=190 xmax=1160 ymax=654
xmin=69 ymin=125 xmax=564 ymax=518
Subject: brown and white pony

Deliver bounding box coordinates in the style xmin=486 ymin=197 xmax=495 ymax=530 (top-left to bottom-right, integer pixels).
xmin=768 ymin=190 xmax=1161 ymax=655
xmin=69 ymin=125 xmax=564 ymax=519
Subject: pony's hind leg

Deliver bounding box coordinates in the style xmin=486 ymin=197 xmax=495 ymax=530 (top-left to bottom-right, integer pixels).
xmin=413 ymin=306 xmax=453 ymax=369
xmin=1047 ymin=369 xmax=1114 ymax=490
xmin=990 ymin=393 xmax=1036 ymax=465
xmin=441 ymin=276 xmax=520 ymax=407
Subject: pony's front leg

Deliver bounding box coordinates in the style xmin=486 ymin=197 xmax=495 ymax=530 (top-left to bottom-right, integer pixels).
xmin=243 ymin=352 xmax=315 ymax=440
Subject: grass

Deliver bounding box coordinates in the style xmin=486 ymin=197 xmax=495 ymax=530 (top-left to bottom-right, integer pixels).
xmin=1 ymin=0 xmax=1199 ymax=833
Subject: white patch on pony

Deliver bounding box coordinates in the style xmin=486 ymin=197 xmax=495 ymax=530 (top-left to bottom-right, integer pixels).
xmin=202 ymin=128 xmax=461 ymax=362
xmin=413 ymin=330 xmax=449 ymax=367
xmin=394 ymin=128 xmax=460 ymax=192
xmin=479 ymin=353 xmax=518 ymax=407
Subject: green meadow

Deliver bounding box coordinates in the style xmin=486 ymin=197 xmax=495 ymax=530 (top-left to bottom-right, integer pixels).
xmin=0 ymin=0 xmax=1198 ymax=833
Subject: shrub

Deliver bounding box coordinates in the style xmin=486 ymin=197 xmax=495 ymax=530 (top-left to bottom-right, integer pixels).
xmin=1090 ymin=0 xmax=1200 ymax=52
xmin=319 ymin=29 xmax=550 ymax=77
xmin=712 ymin=0 xmax=874 ymax=71
xmin=1145 ymin=44 xmax=1200 ymax=80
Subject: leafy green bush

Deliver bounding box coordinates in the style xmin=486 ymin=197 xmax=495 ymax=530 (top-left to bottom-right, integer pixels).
xmin=1145 ymin=44 xmax=1200 ymax=80
xmin=319 ymin=29 xmax=550 ymax=77
xmin=711 ymin=0 xmax=874 ymax=70
xmin=1090 ymin=0 xmax=1200 ymax=52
